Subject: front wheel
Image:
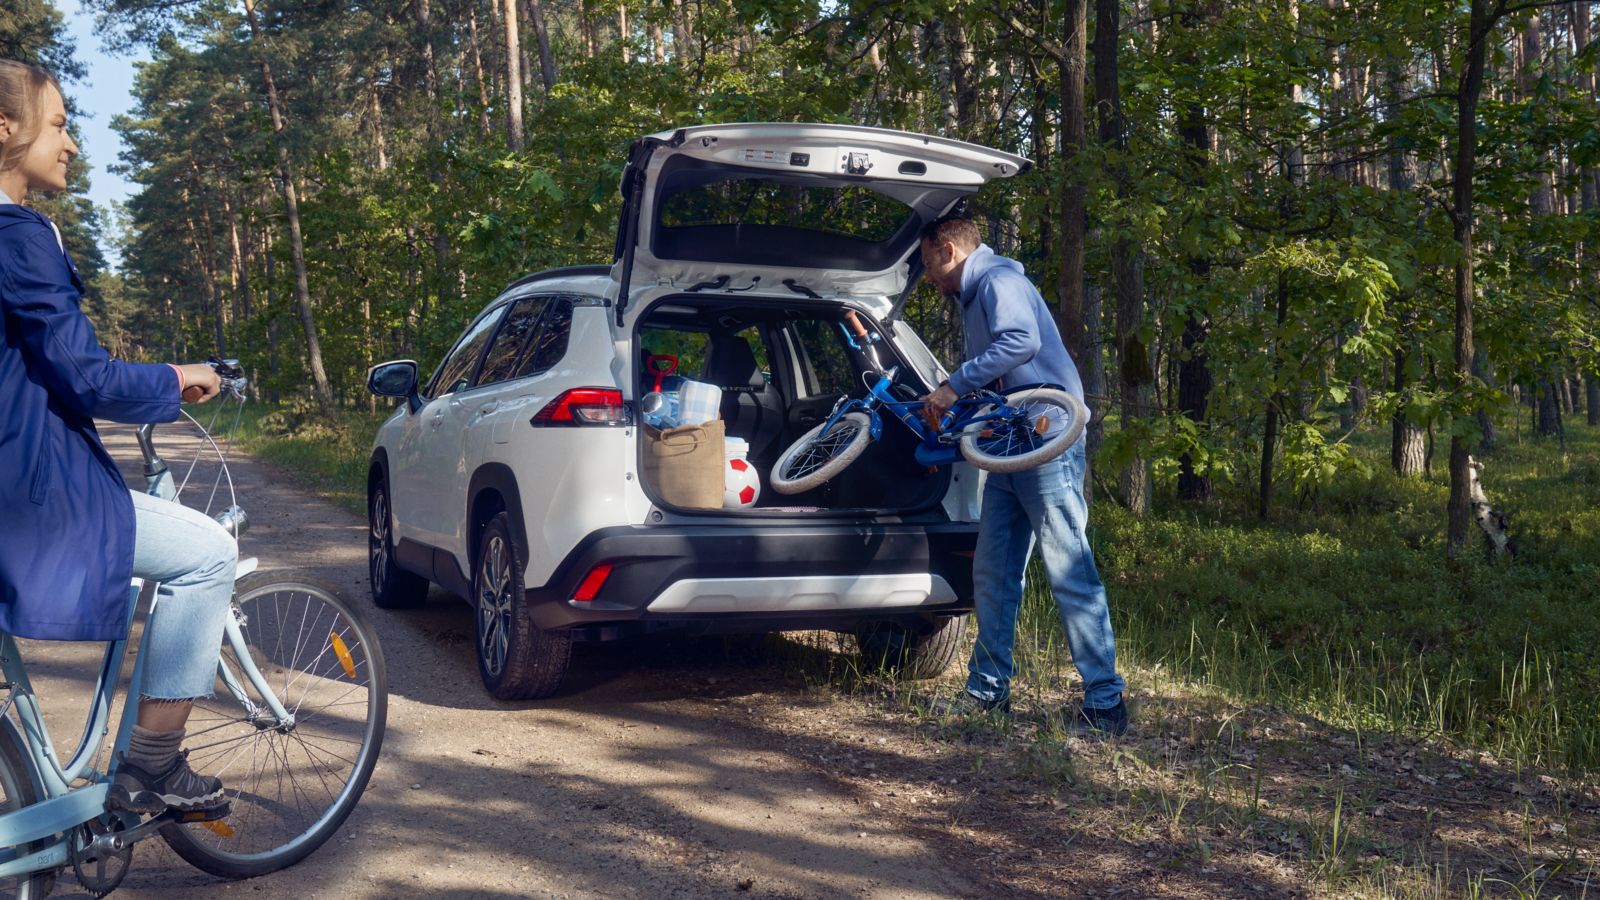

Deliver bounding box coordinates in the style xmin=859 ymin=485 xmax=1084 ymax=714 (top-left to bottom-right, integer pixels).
xmin=959 ymin=387 xmax=1087 ymax=473
xmin=770 ymin=412 xmax=874 ymax=495
xmin=161 ymin=571 xmax=387 ymax=879
xmin=369 ymin=477 xmax=430 ymax=609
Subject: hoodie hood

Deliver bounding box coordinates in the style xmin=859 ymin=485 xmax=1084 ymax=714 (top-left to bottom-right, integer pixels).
xmin=957 ymin=244 xmax=1024 ymax=306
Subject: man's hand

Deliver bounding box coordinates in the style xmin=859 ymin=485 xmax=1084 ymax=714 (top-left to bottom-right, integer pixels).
xmin=921 ymin=382 xmax=958 ymax=430
xmin=177 ymin=363 xmax=222 ymax=403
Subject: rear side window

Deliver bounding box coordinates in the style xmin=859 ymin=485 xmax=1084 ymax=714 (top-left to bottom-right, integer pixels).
xmin=478 ymin=297 xmax=547 ymax=385
xmin=514 ymin=296 xmax=576 ymax=377
xmin=792 ymin=319 xmax=854 ymax=398
xmin=639 ymin=326 xmax=709 ymax=376
xmin=426 ymin=305 xmax=507 ymax=398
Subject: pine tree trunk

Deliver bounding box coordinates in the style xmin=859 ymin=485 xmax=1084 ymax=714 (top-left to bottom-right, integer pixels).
xmin=241 ymin=0 xmax=332 ymax=410
xmin=1175 ymin=0 xmax=1213 ymax=502
xmin=1473 ymin=348 xmax=1498 ymax=448
xmin=1448 ymin=0 xmax=1493 ymax=558
xmin=1392 ymin=343 xmax=1428 ymax=477
xmin=503 ymin=0 xmax=525 ymax=150
xmin=368 ymin=84 xmax=390 ymax=170
xmin=1056 ymin=0 xmax=1089 ymax=371
xmin=417 ymin=0 xmax=455 ymax=324
xmin=1537 ymin=379 xmax=1562 ymax=435
xmin=527 ymin=0 xmax=556 ymax=96
xmin=1095 ymin=0 xmax=1150 ymax=515
xmin=619 ymin=4 xmax=629 ymax=63
xmin=468 ymin=5 xmax=492 ymax=136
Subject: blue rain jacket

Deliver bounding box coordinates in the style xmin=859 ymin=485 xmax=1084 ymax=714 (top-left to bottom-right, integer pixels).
xmin=0 ymin=204 xmax=180 ymax=641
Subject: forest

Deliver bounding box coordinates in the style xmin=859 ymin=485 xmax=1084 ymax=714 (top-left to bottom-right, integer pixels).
xmin=5 ymin=0 xmax=1600 ymax=808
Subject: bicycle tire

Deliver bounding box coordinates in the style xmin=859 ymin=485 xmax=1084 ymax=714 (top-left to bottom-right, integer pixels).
xmin=160 ymin=571 xmax=387 ymax=879
xmin=769 ymin=412 xmax=874 ymax=495
xmin=0 ymin=724 xmax=54 ymax=899
xmin=958 ymin=387 xmax=1087 ymax=473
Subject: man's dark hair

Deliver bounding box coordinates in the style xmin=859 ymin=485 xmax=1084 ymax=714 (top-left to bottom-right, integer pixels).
xmin=919 ymin=215 xmax=981 ymax=250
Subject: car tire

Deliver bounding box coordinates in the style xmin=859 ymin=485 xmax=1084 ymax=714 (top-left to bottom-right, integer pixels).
xmin=856 ymin=614 xmax=968 ymax=680
xmin=473 ymin=512 xmax=572 ymax=700
xmin=369 ymin=477 xmax=430 ymax=609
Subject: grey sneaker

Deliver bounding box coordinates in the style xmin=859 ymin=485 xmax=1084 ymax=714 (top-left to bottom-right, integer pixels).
xmin=110 ymin=751 xmax=225 ymax=813
xmin=927 ymin=690 xmax=1012 ymax=717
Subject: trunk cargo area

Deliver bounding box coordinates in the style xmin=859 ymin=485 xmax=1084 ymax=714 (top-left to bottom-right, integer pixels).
xmin=634 ymin=296 xmax=950 ymax=517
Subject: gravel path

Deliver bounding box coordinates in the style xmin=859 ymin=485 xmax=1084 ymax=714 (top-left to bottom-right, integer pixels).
xmin=16 ymin=421 xmax=974 ymax=899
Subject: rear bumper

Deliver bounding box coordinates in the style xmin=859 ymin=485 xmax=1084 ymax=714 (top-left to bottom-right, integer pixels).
xmin=526 ymin=521 xmax=976 ymax=634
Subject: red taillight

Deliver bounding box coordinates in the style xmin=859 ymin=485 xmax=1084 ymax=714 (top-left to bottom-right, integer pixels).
xmin=531 ymin=388 xmax=629 ymax=426
xmin=572 ymin=563 xmax=614 ymax=602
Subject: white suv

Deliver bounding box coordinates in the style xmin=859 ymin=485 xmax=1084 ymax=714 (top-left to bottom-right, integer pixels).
xmin=365 ymin=123 xmax=1030 ymax=698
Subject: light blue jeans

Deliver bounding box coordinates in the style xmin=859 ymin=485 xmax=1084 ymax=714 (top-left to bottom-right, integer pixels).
xmin=129 ymin=490 xmax=237 ymax=700
xmin=965 ymin=443 xmax=1126 ymax=709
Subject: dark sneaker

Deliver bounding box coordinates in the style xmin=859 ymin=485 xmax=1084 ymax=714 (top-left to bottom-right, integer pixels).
xmin=927 ymin=690 xmax=1012 ymax=717
xmin=110 ymin=751 xmax=225 ymax=814
xmin=1066 ymin=698 xmax=1129 ymax=738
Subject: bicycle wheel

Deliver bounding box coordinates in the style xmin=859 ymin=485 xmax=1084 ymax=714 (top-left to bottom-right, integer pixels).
xmin=161 ymin=571 xmax=387 ymax=879
xmin=0 ymin=725 xmax=53 ymax=899
xmin=770 ymin=412 xmax=874 ymax=495
xmin=959 ymin=387 xmax=1087 ymax=473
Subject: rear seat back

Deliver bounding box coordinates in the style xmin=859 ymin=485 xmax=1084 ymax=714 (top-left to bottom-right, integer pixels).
xmin=702 ymin=330 xmax=785 ymax=462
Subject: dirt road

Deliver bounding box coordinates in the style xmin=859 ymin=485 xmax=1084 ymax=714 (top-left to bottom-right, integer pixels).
xmin=20 ymin=423 xmax=977 ymax=899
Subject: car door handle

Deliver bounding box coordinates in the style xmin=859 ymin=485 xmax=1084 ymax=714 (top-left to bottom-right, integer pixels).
xmin=798 ymin=413 xmax=820 ymax=425
xmin=430 ymin=410 xmax=445 ymax=427
xmin=477 ymin=401 xmax=499 ymax=417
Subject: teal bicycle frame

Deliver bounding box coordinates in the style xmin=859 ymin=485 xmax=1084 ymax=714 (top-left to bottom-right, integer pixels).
xmin=0 ymin=406 xmax=292 ymax=880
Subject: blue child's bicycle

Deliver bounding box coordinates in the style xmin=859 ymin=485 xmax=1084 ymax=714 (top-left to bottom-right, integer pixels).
xmin=769 ymin=319 xmax=1089 ymax=496
xmin=0 ymin=360 xmax=386 ymax=897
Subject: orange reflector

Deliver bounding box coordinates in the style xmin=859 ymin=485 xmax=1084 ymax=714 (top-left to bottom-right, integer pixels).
xmin=330 ymin=633 xmax=358 ymax=679
xmin=201 ymin=819 xmax=236 ymax=837
xmin=1035 ymin=416 xmax=1051 ymax=436
xmin=573 ymin=563 xmax=614 ymax=602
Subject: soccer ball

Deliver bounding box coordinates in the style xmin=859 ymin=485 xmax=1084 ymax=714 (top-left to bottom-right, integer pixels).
xmin=723 ymin=456 xmax=761 ymax=508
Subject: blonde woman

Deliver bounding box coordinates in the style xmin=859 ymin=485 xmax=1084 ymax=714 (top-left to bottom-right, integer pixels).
xmin=0 ymin=59 xmax=233 ymax=813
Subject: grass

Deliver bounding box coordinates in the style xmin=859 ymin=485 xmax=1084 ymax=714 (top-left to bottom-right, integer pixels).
xmin=1075 ymin=420 xmax=1600 ymax=774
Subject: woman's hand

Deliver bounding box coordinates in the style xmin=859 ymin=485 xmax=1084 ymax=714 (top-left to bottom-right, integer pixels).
xmin=175 ymin=363 xmax=222 ymax=403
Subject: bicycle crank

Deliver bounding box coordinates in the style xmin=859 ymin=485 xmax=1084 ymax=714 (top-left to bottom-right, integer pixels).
xmin=70 ymin=819 xmax=133 ymax=897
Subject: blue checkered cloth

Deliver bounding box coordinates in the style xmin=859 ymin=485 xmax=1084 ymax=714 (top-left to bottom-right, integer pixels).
xmin=676 ymin=379 xmax=723 ymax=426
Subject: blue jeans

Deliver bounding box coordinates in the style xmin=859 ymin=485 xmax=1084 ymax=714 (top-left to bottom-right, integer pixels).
xmin=129 ymin=490 xmax=237 ymax=700
xmin=965 ymin=444 xmax=1126 ymax=709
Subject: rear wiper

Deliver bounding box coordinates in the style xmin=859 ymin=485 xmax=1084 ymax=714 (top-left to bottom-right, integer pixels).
xmin=686 ymin=275 xmax=731 ymax=292
xmin=782 ymin=278 xmax=820 ymax=299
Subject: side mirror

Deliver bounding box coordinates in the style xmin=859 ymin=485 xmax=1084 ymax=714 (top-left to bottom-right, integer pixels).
xmin=367 ymin=360 xmax=420 ymax=412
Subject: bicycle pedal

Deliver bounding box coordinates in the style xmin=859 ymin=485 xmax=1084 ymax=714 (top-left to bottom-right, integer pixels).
xmin=176 ymin=802 xmax=231 ymax=824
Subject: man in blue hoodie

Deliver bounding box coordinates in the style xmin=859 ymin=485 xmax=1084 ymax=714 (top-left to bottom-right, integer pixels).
xmin=920 ymin=215 xmax=1127 ymax=734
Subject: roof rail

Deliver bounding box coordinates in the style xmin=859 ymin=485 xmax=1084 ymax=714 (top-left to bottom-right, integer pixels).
xmin=505 ymin=264 xmax=612 ymax=291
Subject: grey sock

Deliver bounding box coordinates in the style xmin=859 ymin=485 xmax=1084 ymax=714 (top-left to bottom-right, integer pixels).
xmin=126 ymin=725 xmax=184 ymax=772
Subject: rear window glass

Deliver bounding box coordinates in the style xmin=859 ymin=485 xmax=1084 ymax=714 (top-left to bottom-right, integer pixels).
xmin=658 ymin=179 xmax=911 ymax=244
xmin=514 ymin=297 xmax=574 ymax=377
xmin=478 ymin=297 xmax=546 ymax=385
